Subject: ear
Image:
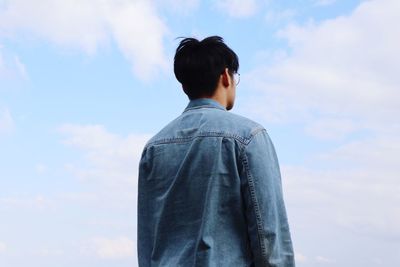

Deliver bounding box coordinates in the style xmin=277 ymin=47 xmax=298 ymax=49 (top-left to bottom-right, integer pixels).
xmin=221 ymin=68 xmax=230 ymax=87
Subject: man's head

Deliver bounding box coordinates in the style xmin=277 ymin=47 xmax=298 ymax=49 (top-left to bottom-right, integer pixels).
xmin=174 ymin=36 xmax=239 ymax=109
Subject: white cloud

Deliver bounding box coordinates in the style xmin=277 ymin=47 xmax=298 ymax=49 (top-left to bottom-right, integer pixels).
xmin=215 ymin=0 xmax=258 ymax=18
xmin=13 ymin=55 xmax=27 ymax=79
xmin=57 ymin=124 xmax=151 ymax=259
xmin=0 ymin=47 xmax=27 ymax=79
xmin=242 ymin=2 xmax=400 ymax=257
xmin=304 ymin=117 xmax=360 ymax=140
xmin=0 ymin=0 xmax=168 ymax=79
xmin=58 ymin=125 xmax=150 ymax=266
xmin=106 ymin=1 xmax=168 ymax=79
xmin=0 ymin=107 xmax=14 ymax=134
xmin=0 ymin=0 xmax=106 ymax=53
xmin=80 ymin=236 xmax=134 ymax=259
xmin=318 ymin=135 xmax=400 ymax=169
xmin=247 ymin=0 xmax=400 ymax=135
xmin=283 ymin=138 xmax=400 ymax=240
xmin=58 ymin=124 xmax=150 ymax=188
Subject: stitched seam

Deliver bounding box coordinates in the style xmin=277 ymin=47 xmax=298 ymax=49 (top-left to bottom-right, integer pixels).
xmin=146 ymin=132 xmax=250 ymax=148
xmin=192 ymin=165 xmax=214 ymax=267
xmin=183 ymin=105 xmax=225 ymax=113
xmin=240 ymin=129 xmax=269 ymax=264
xmin=146 ymin=128 xmax=265 ymax=148
xmin=241 ymin=154 xmax=268 ymax=264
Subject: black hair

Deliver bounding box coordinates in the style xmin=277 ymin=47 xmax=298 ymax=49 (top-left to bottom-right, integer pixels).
xmin=174 ymin=36 xmax=239 ymax=100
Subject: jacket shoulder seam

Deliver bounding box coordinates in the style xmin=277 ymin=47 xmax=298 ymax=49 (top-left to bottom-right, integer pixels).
xmin=145 ymin=129 xmax=265 ymax=148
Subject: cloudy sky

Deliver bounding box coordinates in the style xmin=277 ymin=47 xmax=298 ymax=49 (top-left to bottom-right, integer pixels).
xmin=1 ymin=0 xmax=399 ymax=266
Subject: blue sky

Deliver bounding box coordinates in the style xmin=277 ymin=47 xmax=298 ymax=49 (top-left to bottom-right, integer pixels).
xmin=1 ymin=0 xmax=399 ymax=266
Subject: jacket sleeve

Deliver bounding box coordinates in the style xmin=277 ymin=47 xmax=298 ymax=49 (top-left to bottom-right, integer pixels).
xmin=240 ymin=129 xmax=295 ymax=267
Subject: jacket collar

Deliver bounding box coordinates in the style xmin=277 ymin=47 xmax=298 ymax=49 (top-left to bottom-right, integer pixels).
xmin=183 ymin=98 xmax=226 ymax=113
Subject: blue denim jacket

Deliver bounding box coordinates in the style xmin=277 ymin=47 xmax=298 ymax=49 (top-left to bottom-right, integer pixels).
xmin=138 ymin=98 xmax=295 ymax=267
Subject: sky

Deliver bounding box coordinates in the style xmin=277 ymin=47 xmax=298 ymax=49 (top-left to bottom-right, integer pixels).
xmin=0 ymin=0 xmax=399 ymax=266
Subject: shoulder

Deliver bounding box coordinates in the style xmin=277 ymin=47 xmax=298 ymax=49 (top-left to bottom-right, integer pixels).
xmin=215 ymin=110 xmax=265 ymax=140
xmin=145 ymin=108 xmax=266 ymax=147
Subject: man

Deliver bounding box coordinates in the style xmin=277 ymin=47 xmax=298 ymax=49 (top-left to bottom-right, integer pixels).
xmin=138 ymin=36 xmax=295 ymax=267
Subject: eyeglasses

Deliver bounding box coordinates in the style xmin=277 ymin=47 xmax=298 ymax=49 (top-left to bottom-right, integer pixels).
xmin=233 ymin=72 xmax=240 ymax=85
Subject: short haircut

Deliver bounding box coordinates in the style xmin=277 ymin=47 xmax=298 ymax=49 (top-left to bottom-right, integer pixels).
xmin=174 ymin=36 xmax=239 ymax=100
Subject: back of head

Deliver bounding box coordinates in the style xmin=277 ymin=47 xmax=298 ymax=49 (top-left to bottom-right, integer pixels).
xmin=174 ymin=36 xmax=239 ymax=100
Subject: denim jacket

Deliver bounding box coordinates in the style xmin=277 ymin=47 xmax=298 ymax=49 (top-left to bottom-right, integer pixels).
xmin=138 ymin=98 xmax=295 ymax=267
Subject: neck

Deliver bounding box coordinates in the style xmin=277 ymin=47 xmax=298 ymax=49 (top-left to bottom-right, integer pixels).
xmin=209 ymin=95 xmax=227 ymax=109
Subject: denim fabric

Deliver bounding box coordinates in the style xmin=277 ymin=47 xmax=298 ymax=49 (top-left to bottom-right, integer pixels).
xmin=138 ymin=98 xmax=295 ymax=267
